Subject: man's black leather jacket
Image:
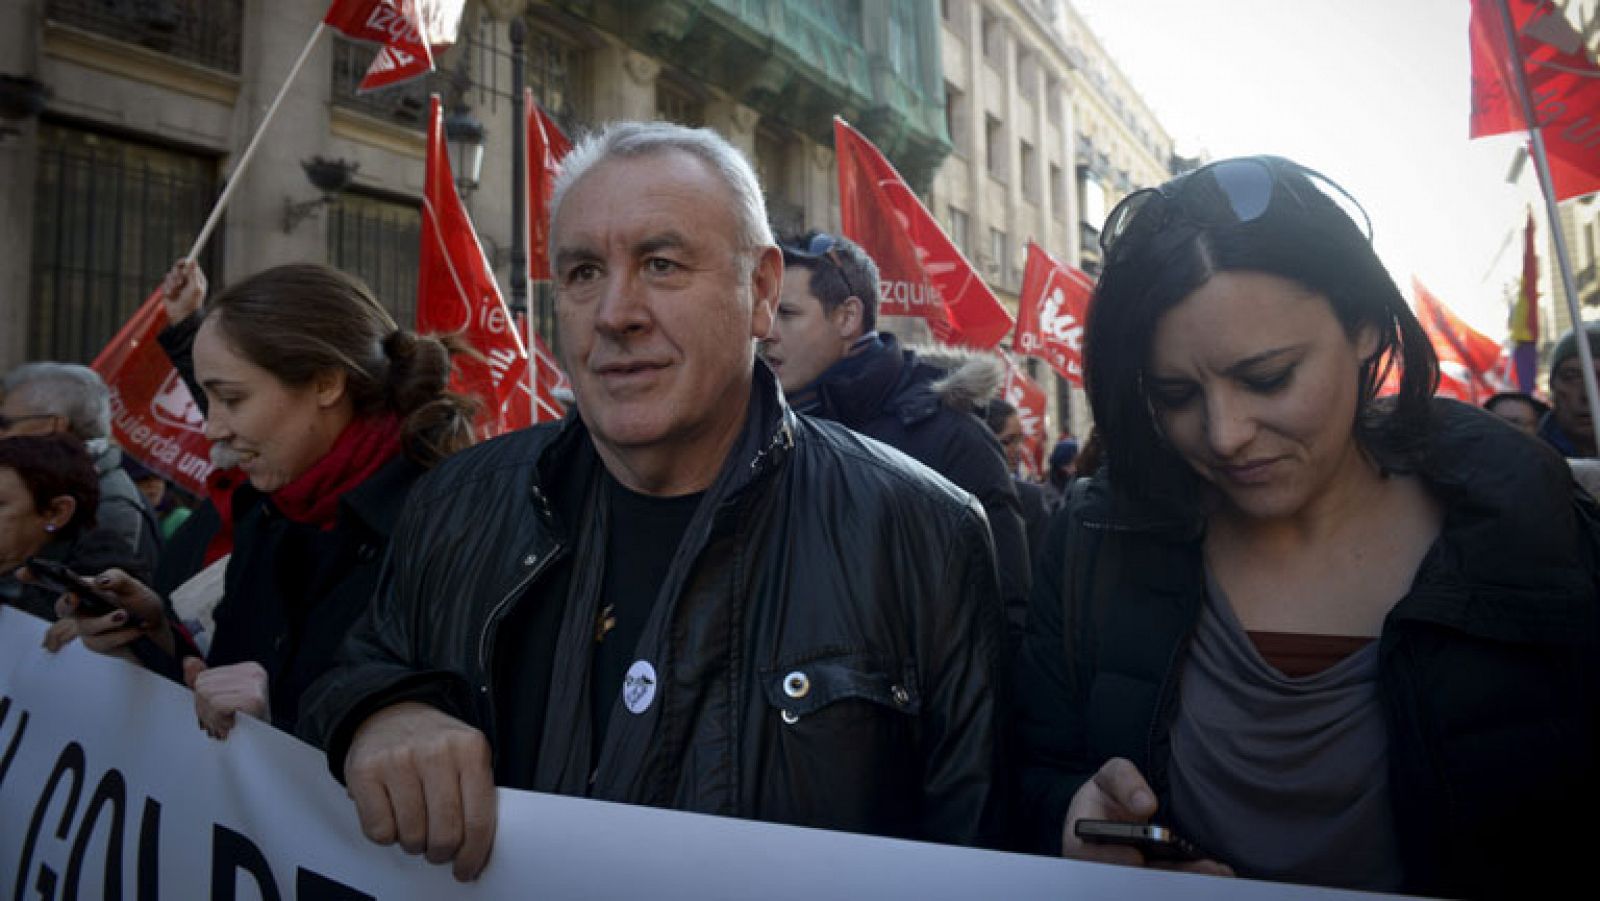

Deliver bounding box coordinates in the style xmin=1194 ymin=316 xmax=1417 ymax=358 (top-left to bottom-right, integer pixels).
xmin=301 ymin=364 xmax=1004 ymax=847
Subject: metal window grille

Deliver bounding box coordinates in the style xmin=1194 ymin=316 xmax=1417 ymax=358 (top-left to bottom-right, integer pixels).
xmin=30 ymin=122 xmax=219 ymax=364
xmin=330 ymin=35 xmax=442 ymax=129
xmin=327 ymin=192 xmax=422 ymax=329
xmin=46 ymin=0 xmax=244 ymax=74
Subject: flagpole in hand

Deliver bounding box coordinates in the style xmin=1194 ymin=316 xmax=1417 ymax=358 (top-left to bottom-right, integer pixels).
xmin=185 ymin=22 xmax=329 ymax=263
xmin=1494 ymin=0 xmax=1600 ymax=453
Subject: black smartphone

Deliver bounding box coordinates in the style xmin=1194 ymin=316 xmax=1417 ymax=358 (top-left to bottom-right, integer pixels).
xmin=24 ymin=558 xmax=139 ymax=626
xmin=1074 ymin=819 xmax=1207 ymax=863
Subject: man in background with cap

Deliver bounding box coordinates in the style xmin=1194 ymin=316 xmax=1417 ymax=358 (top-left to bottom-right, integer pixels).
xmin=1539 ymin=323 xmax=1600 ymax=458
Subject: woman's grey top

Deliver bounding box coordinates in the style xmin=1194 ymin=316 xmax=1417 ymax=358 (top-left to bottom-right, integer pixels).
xmin=1166 ymin=569 xmax=1403 ymax=891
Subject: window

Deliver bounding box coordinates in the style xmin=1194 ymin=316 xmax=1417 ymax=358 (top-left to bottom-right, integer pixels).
xmin=949 ymin=206 xmax=971 ymax=255
xmin=1017 ymin=48 xmax=1037 ymax=99
xmin=1050 ymin=164 xmax=1066 ymax=220
xmin=526 ymin=21 xmax=589 ymax=133
xmin=756 ymin=128 xmax=803 ymax=238
xmin=656 ymin=77 xmax=703 ymax=127
xmin=30 ymin=123 xmax=220 ymax=363
xmin=981 ymin=7 xmax=1004 ymax=66
xmin=945 ymin=83 xmax=968 ymax=152
xmin=1078 ymin=168 xmax=1107 ymax=227
xmin=45 ymin=0 xmax=244 ymax=74
xmin=1021 ymin=141 xmax=1038 ymax=198
xmin=1046 ymin=75 xmax=1063 ymax=125
xmin=327 ymin=192 xmax=422 ymax=329
xmin=990 ymin=227 xmax=1009 ymax=284
xmin=985 ymin=114 xmax=1007 ymax=183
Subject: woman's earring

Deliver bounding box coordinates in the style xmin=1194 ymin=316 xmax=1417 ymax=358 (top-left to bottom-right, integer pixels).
xmin=44 ymin=523 xmax=57 ymax=533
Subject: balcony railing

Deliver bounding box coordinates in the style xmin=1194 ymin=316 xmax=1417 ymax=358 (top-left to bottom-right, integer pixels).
xmin=47 ymin=0 xmax=243 ymax=74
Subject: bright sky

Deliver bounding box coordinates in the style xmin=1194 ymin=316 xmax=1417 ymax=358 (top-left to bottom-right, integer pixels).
xmin=1071 ymin=0 xmax=1531 ymax=341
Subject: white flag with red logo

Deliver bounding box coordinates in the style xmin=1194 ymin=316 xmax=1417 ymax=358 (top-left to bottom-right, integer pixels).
xmin=1001 ymin=356 xmax=1049 ymax=477
xmin=323 ymin=0 xmax=462 ymax=93
xmin=1014 ymin=242 xmax=1093 ymax=386
xmin=417 ymin=95 xmax=530 ymax=436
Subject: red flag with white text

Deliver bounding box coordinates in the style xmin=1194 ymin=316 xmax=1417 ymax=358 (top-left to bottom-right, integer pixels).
xmin=1001 ymin=357 xmax=1048 ymax=477
xmin=1014 ymin=242 xmax=1093 ymax=385
xmin=417 ymin=95 xmax=530 ymax=436
xmin=526 ymin=92 xmax=572 ymax=282
xmin=1470 ymin=0 xmax=1600 ymax=199
xmin=835 ymin=118 xmax=1013 ymax=348
xmin=1413 ymin=277 xmax=1505 ymax=403
xmin=90 ymin=289 xmax=216 ymax=495
xmin=323 ymin=0 xmax=462 ymax=93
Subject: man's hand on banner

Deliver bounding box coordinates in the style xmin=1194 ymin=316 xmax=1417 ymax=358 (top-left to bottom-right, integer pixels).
xmin=49 ymin=567 xmax=176 ymax=657
xmin=185 ymin=658 xmax=269 ymax=739
xmin=161 ymin=258 xmax=208 ymax=324
xmin=345 ymin=701 xmax=498 ymax=882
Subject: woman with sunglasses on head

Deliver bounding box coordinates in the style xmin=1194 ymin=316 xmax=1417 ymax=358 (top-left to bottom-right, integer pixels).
xmin=53 ymin=264 xmax=478 ymax=741
xmin=1012 ymin=156 xmax=1600 ymax=896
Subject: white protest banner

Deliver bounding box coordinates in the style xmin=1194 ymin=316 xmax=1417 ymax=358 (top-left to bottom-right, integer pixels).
xmin=0 ymin=609 xmax=1391 ymax=899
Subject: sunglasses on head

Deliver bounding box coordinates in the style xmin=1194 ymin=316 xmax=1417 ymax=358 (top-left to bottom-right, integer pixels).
xmin=1099 ymin=156 xmax=1372 ymax=268
xmin=788 ymin=233 xmax=866 ymax=303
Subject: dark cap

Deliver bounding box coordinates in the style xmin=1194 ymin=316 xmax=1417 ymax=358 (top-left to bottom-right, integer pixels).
xmin=1550 ymin=322 xmax=1600 ymax=374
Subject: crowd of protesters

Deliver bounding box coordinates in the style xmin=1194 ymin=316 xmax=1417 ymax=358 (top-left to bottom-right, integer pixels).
xmin=3 ymin=122 xmax=1598 ymax=898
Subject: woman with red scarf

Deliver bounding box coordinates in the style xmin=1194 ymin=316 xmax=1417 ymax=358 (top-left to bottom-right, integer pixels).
xmin=53 ymin=264 xmax=477 ymax=739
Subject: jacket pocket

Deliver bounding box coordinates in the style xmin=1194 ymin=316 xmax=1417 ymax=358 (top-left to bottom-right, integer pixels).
xmin=759 ymin=652 xmax=920 ymax=723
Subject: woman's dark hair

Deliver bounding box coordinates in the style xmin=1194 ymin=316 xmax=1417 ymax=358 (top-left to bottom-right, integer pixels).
xmin=0 ymin=434 xmax=100 ymax=537
xmin=1084 ymin=156 xmax=1438 ymax=516
xmin=1484 ymin=391 xmax=1549 ymax=418
xmin=202 ymin=264 xmax=479 ymax=467
xmin=981 ymin=398 xmax=1018 ymax=435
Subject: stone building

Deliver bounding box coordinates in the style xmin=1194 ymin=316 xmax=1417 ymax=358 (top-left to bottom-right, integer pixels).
xmin=930 ymin=0 xmax=1173 ymax=438
xmin=0 ymin=0 xmax=1172 ymax=445
xmin=0 ymin=0 xmax=948 ymax=370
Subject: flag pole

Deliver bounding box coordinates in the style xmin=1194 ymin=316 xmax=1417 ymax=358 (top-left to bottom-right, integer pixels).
xmin=185 ymin=22 xmax=328 ymax=262
xmin=1495 ymin=0 xmax=1600 ymax=452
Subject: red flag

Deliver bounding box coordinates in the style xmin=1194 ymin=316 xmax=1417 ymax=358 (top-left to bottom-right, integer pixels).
xmin=1014 ymin=242 xmax=1093 ymax=385
xmin=90 ymin=289 xmax=217 ymax=495
xmin=526 ymin=92 xmax=572 ymax=282
xmin=1470 ymin=0 xmax=1600 ymax=199
xmin=324 ymin=0 xmax=460 ymax=93
xmin=1413 ymin=277 xmax=1504 ymax=403
xmin=417 ymin=95 xmax=530 ymax=436
xmin=1001 ymin=356 xmax=1049 ymax=477
xmin=835 ymin=118 xmax=1013 ymax=348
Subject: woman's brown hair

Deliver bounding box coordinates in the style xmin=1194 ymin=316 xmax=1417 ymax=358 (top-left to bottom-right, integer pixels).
xmin=202 ymin=264 xmax=479 ymax=467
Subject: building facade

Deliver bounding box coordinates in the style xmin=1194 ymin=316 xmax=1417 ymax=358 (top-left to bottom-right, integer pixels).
xmin=929 ymin=0 xmax=1173 ymax=440
xmin=0 ymin=0 xmax=1172 ymax=446
xmin=0 ymin=0 xmax=948 ymax=370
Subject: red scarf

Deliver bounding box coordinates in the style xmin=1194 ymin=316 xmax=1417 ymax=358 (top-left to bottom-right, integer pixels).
xmin=202 ymin=414 xmax=403 ymax=564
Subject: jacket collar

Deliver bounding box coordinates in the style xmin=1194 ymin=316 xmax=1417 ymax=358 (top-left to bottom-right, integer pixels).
xmin=802 ymin=332 xmax=918 ymax=426
xmin=532 ymin=361 xmax=797 ymax=511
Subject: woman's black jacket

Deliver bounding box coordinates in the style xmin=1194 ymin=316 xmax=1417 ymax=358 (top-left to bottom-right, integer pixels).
xmin=1013 ymin=400 xmax=1600 ymax=898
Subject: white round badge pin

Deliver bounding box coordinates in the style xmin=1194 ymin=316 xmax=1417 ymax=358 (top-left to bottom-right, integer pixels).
xmin=623 ymin=659 xmax=657 ymax=714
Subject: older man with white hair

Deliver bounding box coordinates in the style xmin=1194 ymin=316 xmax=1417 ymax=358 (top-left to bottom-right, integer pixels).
xmin=301 ymin=121 xmax=1004 ymax=880
xmin=1 ymin=362 xmax=160 ymax=575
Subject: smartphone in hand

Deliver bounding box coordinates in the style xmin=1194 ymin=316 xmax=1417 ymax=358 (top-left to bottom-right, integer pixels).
xmin=1074 ymin=819 xmax=1208 ymax=863
xmin=24 ymin=558 xmax=142 ymax=627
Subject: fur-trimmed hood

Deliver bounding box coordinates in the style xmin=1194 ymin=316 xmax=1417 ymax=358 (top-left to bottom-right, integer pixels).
xmin=908 ymin=345 xmax=1007 ymax=411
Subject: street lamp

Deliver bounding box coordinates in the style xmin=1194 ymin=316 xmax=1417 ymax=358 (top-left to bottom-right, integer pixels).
xmin=444 ymin=107 xmax=486 ymax=195
xmin=484 ymin=0 xmax=531 ymax=320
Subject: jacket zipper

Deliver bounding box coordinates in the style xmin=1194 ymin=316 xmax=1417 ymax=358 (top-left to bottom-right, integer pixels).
xmin=475 ymin=488 xmax=565 ymax=733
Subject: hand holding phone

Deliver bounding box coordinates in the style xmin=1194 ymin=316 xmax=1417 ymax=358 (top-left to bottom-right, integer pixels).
xmin=24 ymin=558 xmax=140 ymax=626
xmin=1073 ymin=819 xmax=1206 ymax=863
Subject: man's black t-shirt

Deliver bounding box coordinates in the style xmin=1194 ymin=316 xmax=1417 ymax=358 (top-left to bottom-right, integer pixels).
xmin=591 ymin=473 xmax=703 ymax=748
